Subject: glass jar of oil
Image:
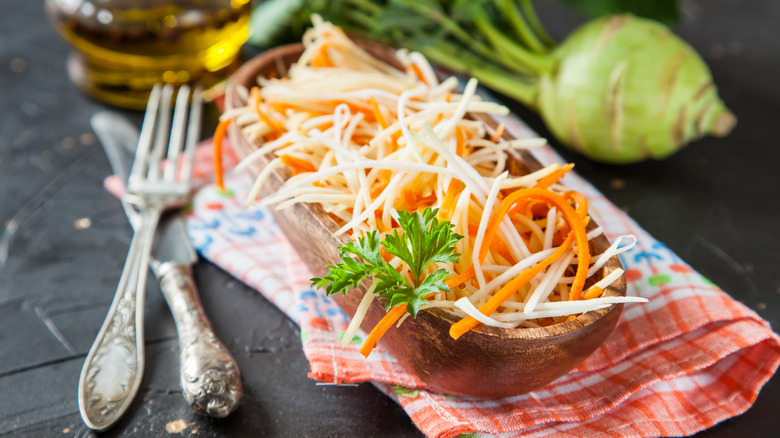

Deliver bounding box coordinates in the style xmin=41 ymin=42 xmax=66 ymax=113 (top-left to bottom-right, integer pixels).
xmin=45 ymin=0 xmax=252 ymax=109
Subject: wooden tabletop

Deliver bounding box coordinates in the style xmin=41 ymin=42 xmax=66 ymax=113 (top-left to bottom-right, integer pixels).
xmin=1 ymin=1 xmax=777 ymax=436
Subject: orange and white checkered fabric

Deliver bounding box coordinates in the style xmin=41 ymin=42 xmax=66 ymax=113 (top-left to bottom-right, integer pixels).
xmin=182 ymin=111 xmax=780 ymax=437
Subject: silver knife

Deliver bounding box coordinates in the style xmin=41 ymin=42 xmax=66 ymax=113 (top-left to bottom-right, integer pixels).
xmin=91 ymin=111 xmax=243 ymax=418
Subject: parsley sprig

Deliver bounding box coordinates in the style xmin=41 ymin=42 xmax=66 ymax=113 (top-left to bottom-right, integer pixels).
xmin=310 ymin=207 xmax=463 ymax=316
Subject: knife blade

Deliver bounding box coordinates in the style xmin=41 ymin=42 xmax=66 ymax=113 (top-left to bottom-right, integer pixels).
xmin=91 ymin=111 xmax=243 ymax=418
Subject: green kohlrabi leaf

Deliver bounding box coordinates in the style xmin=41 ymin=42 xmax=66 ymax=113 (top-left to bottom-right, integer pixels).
xmin=451 ymin=0 xmax=494 ymax=23
xmin=372 ymin=3 xmax=438 ymax=36
xmin=248 ymin=0 xmax=306 ymax=46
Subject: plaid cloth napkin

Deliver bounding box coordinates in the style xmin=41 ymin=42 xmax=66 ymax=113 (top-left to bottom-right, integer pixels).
xmin=173 ymin=106 xmax=780 ymax=437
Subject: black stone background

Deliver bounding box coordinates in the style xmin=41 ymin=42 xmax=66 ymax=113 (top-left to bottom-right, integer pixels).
xmin=0 ymin=1 xmax=777 ymax=436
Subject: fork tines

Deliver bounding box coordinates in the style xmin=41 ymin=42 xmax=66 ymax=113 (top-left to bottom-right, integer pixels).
xmin=129 ymin=83 xmax=203 ymax=195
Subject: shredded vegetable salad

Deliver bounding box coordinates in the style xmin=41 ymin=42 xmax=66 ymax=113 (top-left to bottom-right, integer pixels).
xmin=217 ymin=17 xmax=646 ymax=357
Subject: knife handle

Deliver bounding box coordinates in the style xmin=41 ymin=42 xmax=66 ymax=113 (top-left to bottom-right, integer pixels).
xmin=157 ymin=262 xmax=243 ymax=418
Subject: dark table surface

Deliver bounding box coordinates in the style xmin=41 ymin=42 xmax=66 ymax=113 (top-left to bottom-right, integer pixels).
xmin=1 ymin=1 xmax=778 ymax=437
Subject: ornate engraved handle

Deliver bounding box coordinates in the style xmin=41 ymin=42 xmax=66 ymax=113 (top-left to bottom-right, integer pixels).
xmin=78 ymin=208 xmax=160 ymax=431
xmin=157 ymin=262 xmax=243 ymax=417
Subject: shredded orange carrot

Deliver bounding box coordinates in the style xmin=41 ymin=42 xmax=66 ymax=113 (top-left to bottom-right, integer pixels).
xmin=583 ymin=285 xmax=604 ymax=300
xmin=455 ymin=126 xmax=465 ymax=157
xmin=482 ymin=188 xmax=590 ymax=297
xmin=361 ymin=289 xmax=444 ymax=357
xmin=375 ymin=209 xmax=395 ymax=233
xmin=414 ymin=192 xmax=437 ymax=209
xmin=360 ymin=305 xmax=407 ymax=357
xmin=437 ymin=180 xmax=461 ymax=220
xmin=390 ymin=130 xmax=402 ymax=148
xmin=370 ymin=183 xmax=387 ymax=199
xmin=535 ymin=163 xmax=574 ymax=190
xmin=370 ymin=170 xmax=393 ymax=199
xmin=533 ymin=202 xmax=550 ymax=218
xmin=401 ymin=189 xmax=418 ymax=209
xmin=311 ymin=43 xmax=333 ymax=68
xmin=368 ymin=96 xmax=389 ymax=130
xmin=446 ymin=187 xmax=591 ymax=336
xmin=380 ymin=169 xmax=393 ymax=185
xmin=489 ymin=123 xmax=505 ymax=142
xmin=302 ymin=119 xmax=333 ymax=132
xmin=446 ymin=265 xmax=475 ymax=290
xmin=564 ymin=190 xmax=589 ymax=219
xmin=449 ymin=233 xmax=576 ymax=339
xmin=280 ymin=154 xmax=316 ymax=172
xmin=223 ymin=22 xmax=611 ymax=347
xmin=552 ymin=224 xmax=571 ymax=246
xmin=508 ymin=164 xmax=575 ymax=217
xmin=213 ymin=119 xmax=232 ymax=193
xmin=409 ymin=63 xmax=428 ymax=85
xmin=352 ymin=134 xmax=374 ymax=145
xmin=344 ymin=101 xmax=375 ymax=122
xmin=492 ymin=238 xmax=514 ymax=263
xmin=466 ymin=223 xmax=514 ymax=263
xmin=270 ymin=102 xmax=295 ymax=114
xmin=250 ymin=87 xmax=283 ymax=134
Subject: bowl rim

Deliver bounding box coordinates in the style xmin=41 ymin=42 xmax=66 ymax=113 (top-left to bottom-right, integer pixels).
xmin=224 ymin=41 xmax=627 ymax=343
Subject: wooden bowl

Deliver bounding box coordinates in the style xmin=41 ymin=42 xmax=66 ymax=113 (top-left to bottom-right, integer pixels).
xmin=225 ymin=42 xmax=626 ymax=398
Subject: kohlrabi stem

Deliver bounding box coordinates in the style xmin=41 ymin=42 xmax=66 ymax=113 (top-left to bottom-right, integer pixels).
xmin=473 ymin=9 xmax=554 ymax=76
xmin=392 ymin=0 xmax=508 ymax=69
xmin=404 ymin=36 xmax=539 ymax=107
xmin=519 ymin=0 xmax=556 ymax=47
xmin=325 ymin=0 xmax=378 ymax=32
xmin=465 ymin=62 xmax=538 ymax=107
xmin=494 ymin=0 xmax=547 ymax=54
xmin=342 ymin=0 xmax=381 ymax=15
xmin=315 ymin=0 xmax=541 ymax=107
xmin=344 ymin=8 xmax=374 ymax=29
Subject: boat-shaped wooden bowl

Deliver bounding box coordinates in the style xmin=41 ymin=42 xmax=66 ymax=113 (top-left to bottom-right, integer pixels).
xmin=225 ymin=41 xmax=626 ymax=399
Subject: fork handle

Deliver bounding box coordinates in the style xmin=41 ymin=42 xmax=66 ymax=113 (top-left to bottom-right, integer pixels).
xmin=157 ymin=262 xmax=243 ymax=417
xmin=78 ymin=207 xmax=160 ymax=431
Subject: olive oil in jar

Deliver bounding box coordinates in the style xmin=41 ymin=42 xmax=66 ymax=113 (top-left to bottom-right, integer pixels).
xmin=45 ymin=0 xmax=252 ymax=109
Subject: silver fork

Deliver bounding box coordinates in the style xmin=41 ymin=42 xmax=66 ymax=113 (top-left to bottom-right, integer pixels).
xmin=78 ymin=84 xmax=202 ymax=431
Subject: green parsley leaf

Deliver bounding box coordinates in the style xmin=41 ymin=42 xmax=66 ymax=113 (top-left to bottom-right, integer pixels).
xmin=309 ymin=207 xmax=463 ymax=317
xmin=380 ymin=268 xmax=451 ymax=316
xmin=310 ymin=256 xmax=373 ymax=297
xmin=374 ymin=264 xmax=408 ymax=297
xmin=310 ymin=230 xmax=383 ymax=296
xmin=383 ymin=208 xmax=462 ymax=287
xmin=339 ymin=230 xmax=385 ymax=269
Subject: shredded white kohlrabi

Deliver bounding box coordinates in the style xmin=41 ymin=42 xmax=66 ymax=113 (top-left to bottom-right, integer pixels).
xmin=225 ymin=18 xmax=646 ymax=330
